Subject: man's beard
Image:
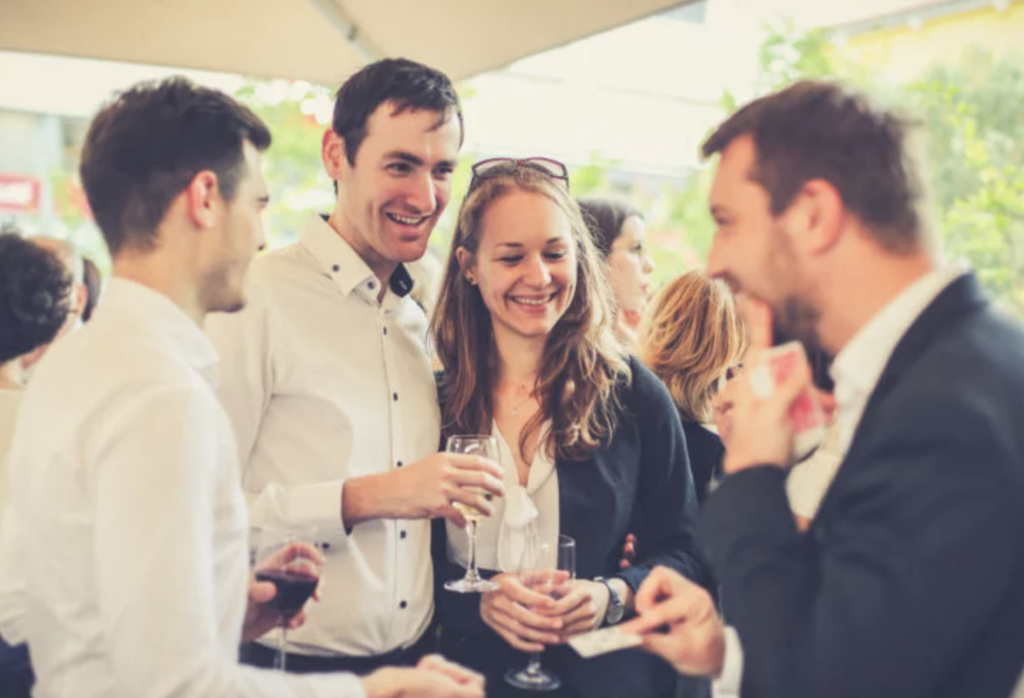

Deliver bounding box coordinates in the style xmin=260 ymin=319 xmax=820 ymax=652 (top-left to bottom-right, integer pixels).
xmin=772 ymin=296 xmax=834 ymax=391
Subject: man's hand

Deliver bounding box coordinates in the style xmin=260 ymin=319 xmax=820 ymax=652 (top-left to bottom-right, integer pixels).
xmin=480 ymin=572 xmax=567 ymax=653
xmin=242 ymin=541 xmax=325 ymax=642
xmin=343 ymin=453 xmax=505 ymax=528
xmin=721 ymin=296 xmax=813 ymax=474
xmin=363 ymin=654 xmax=485 ymax=698
xmin=618 ymin=566 xmax=725 ymax=677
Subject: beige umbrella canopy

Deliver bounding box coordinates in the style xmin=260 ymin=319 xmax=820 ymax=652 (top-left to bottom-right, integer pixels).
xmin=0 ymin=0 xmax=693 ymax=84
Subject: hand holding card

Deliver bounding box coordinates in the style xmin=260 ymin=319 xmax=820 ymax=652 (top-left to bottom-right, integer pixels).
xmin=751 ymin=341 xmax=826 ymax=460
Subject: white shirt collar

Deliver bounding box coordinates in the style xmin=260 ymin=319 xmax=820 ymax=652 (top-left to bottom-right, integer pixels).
xmin=830 ymin=264 xmax=968 ymax=405
xmin=300 ymin=214 xmax=415 ymax=302
xmin=99 ymin=277 xmax=219 ymax=383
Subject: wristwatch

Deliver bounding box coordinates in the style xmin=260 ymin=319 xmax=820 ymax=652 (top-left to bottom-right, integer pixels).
xmin=594 ymin=576 xmax=625 ymax=625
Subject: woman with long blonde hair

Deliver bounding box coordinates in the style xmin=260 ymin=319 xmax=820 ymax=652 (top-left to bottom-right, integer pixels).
xmin=431 ymin=158 xmax=710 ymax=698
xmin=640 ymin=269 xmax=747 ymax=504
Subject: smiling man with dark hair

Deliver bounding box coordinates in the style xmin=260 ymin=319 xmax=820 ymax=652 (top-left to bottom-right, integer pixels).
xmin=0 ymin=76 xmax=482 ymax=698
xmin=207 ymin=57 xmax=504 ymax=676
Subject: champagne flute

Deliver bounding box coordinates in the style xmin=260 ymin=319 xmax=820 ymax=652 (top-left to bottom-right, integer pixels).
xmin=505 ymin=533 xmax=576 ymax=691
xmin=444 ymin=434 xmax=501 ymax=593
xmin=253 ymin=525 xmax=323 ymax=671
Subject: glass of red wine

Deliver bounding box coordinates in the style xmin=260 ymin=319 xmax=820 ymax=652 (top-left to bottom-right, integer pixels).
xmin=253 ymin=525 xmax=323 ymax=672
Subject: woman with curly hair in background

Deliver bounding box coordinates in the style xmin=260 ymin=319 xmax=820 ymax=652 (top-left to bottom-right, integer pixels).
xmin=0 ymin=229 xmax=73 ymax=698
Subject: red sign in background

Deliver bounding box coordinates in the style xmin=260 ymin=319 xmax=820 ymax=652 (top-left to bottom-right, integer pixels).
xmin=0 ymin=174 xmax=42 ymax=213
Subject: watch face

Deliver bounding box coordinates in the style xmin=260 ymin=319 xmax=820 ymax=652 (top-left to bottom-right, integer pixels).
xmin=606 ymin=603 xmax=625 ymax=624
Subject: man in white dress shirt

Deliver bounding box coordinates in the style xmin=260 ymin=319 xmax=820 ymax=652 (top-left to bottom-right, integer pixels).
xmin=621 ymin=81 xmax=1024 ymax=698
xmin=0 ymin=77 xmax=483 ymax=698
xmin=206 ymin=58 xmax=504 ymax=674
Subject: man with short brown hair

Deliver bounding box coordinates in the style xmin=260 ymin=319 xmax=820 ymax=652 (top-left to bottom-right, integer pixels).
xmin=621 ymin=80 xmax=1024 ymax=698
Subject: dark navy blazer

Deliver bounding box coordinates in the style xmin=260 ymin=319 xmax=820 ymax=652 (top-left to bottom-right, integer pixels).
xmin=700 ymin=274 xmax=1024 ymax=698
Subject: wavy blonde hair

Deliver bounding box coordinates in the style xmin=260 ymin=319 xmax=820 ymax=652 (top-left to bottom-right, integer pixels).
xmin=431 ymin=166 xmax=629 ymax=461
xmin=639 ymin=269 xmax=747 ymax=423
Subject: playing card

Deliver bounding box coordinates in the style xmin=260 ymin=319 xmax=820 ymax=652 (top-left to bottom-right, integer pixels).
xmin=567 ymin=626 xmax=643 ymax=659
xmin=755 ymin=341 xmax=826 ymax=460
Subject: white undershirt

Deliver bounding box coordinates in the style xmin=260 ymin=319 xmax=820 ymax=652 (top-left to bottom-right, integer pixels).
xmin=446 ymin=422 xmax=560 ymax=573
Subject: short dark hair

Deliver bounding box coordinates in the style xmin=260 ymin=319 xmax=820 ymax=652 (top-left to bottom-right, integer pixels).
xmin=577 ymin=197 xmax=643 ymax=258
xmin=0 ymin=232 xmax=73 ymax=364
xmin=702 ymin=80 xmax=929 ymax=253
xmin=80 ymin=77 xmax=272 ymax=256
xmin=333 ymin=58 xmax=463 ymax=166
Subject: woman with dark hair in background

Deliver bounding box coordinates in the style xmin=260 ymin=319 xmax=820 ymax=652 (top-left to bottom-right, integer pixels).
xmin=577 ymin=198 xmax=655 ymax=353
xmin=639 ymin=269 xmax=747 ymax=505
xmin=0 ymin=230 xmax=73 ymax=698
xmin=432 ymin=159 xmax=710 ymax=698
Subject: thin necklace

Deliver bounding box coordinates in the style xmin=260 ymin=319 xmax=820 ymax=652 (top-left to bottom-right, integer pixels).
xmin=511 ymin=395 xmax=533 ymax=418
xmin=502 ymin=383 xmax=536 ymax=418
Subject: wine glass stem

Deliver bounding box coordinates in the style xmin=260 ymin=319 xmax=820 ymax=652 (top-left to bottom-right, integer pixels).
xmin=465 ymin=520 xmax=481 ymax=582
xmin=275 ymin=624 xmax=287 ymax=672
xmin=526 ymin=652 xmax=543 ymax=675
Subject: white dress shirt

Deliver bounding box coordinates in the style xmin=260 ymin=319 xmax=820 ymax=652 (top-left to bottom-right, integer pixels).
xmin=0 ymin=388 xmax=23 ymax=643
xmin=446 ymin=423 xmax=560 ymax=573
xmin=785 ymin=419 xmax=844 ymax=521
xmin=206 ymin=214 xmax=440 ymax=657
xmin=0 ymin=388 xmax=21 ymax=538
xmin=0 ymin=278 xmax=365 ymax=698
xmin=714 ymin=265 xmax=966 ymax=697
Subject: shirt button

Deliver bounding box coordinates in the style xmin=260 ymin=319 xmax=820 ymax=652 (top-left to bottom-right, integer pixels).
xmin=400 ymin=530 xmax=407 ymax=540
xmin=383 ymin=326 xmax=388 ymax=336
xmin=368 ymin=280 xmax=376 ymax=290
xmin=399 ymin=601 xmax=407 ymax=609
xmin=323 ymin=543 xmax=331 ymax=551
xmin=397 ymin=461 xmax=403 ymax=467
xmin=393 ymin=392 xmax=398 ymax=401
xmin=332 ymin=264 xmax=340 ymax=273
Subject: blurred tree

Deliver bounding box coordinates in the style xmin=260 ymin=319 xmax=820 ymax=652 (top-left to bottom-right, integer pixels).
xmin=907 ymin=50 xmax=1024 ymax=315
xmin=709 ymin=21 xmax=1024 ymax=316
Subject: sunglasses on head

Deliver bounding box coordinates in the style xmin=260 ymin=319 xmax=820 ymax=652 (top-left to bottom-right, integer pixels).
xmin=468 ymin=157 xmax=570 ymax=191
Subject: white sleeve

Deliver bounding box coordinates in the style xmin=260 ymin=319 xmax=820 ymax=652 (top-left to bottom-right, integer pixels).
xmin=711 ymin=625 xmax=744 ymax=698
xmin=0 ymin=509 xmax=27 ymax=644
xmin=206 ymin=285 xmax=350 ymax=546
xmin=786 ymin=422 xmax=844 ymax=520
xmin=91 ymin=385 xmax=364 ymax=698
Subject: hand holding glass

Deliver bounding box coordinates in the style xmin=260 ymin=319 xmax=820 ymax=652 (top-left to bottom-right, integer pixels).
xmin=505 ymin=534 xmax=576 ymax=691
xmin=445 ymin=435 xmax=501 ymax=593
xmin=253 ymin=525 xmax=324 ymax=671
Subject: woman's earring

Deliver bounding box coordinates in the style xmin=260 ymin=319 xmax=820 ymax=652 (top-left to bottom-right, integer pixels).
xmin=466 ymin=275 xmax=477 ymax=286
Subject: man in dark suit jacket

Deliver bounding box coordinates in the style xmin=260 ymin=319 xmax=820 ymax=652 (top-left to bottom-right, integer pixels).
xmin=619 ymin=80 xmax=1024 ymax=698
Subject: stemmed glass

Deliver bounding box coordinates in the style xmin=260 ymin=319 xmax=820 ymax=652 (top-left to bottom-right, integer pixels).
xmin=505 ymin=534 xmax=576 ymax=691
xmin=444 ymin=435 xmax=501 ymax=593
xmin=253 ymin=525 xmax=323 ymax=671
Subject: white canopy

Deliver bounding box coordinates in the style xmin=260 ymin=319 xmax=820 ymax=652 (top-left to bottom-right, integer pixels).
xmin=0 ymin=0 xmax=693 ymax=84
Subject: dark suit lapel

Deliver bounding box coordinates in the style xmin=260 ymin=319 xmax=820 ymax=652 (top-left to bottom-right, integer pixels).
xmin=815 ymin=272 xmax=990 ymax=519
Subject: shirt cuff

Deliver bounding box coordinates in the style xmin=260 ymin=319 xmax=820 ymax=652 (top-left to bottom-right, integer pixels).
xmin=712 ymin=625 xmax=743 ymax=697
xmin=249 ymin=481 xmax=350 ymax=547
xmin=288 ymin=480 xmax=350 ymax=546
